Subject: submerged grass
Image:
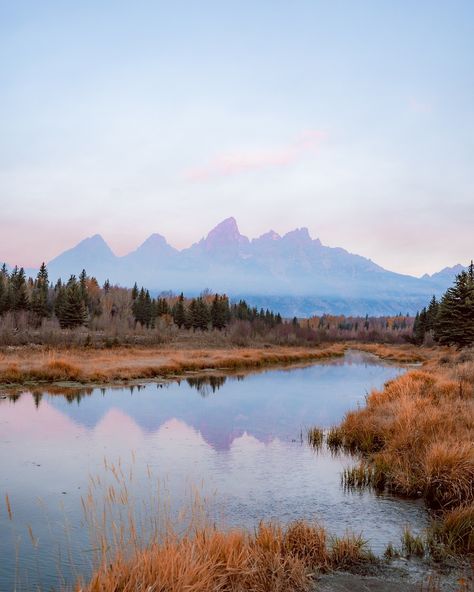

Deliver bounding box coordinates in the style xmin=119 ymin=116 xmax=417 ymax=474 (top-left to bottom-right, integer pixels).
xmin=307 ymin=427 xmax=324 ymax=449
xmin=309 ymin=348 xmax=474 ymax=557
xmin=69 ymin=459 xmax=376 ymax=592
xmin=401 ymin=527 xmax=426 ymax=558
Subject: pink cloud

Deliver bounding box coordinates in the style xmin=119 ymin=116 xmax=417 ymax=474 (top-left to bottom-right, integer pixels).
xmin=185 ymin=129 xmax=326 ymax=181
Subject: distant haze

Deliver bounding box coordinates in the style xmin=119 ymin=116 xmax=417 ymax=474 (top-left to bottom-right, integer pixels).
xmin=1 ymin=2 xmax=473 ymax=274
xmin=37 ymin=217 xmax=466 ymax=317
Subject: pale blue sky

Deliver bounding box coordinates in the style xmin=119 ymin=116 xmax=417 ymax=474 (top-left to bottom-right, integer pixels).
xmin=1 ymin=1 xmax=473 ymax=275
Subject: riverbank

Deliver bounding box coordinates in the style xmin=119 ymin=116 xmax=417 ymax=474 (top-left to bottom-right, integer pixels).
xmin=333 ymin=347 xmax=474 ymax=556
xmin=0 ymin=343 xmax=349 ymax=388
xmin=0 ymin=342 xmax=431 ymax=389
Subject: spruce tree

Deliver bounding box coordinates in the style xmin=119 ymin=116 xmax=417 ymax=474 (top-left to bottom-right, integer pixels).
xmin=10 ymin=267 xmax=29 ymax=311
xmin=211 ymin=294 xmax=228 ymax=329
xmin=192 ymin=297 xmax=210 ymax=331
xmin=413 ymin=308 xmax=427 ymax=344
xmin=434 ymin=263 xmax=474 ymax=347
xmin=172 ymin=293 xmax=186 ymax=328
xmin=79 ymin=269 xmax=89 ymax=308
xmin=58 ymin=277 xmax=88 ymax=328
xmin=31 ymin=263 xmax=50 ymax=319
xmin=156 ymin=297 xmax=171 ymax=317
xmin=0 ymin=266 xmax=7 ymax=315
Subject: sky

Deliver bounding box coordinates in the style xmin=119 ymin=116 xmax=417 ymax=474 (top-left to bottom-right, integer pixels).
xmin=1 ymin=0 xmax=473 ymax=276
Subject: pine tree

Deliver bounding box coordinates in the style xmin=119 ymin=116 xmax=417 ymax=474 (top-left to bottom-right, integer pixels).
xmin=211 ymin=294 xmax=228 ymax=329
xmin=192 ymin=297 xmax=210 ymax=331
xmin=434 ymin=263 xmax=474 ymax=347
xmin=156 ymin=297 xmax=171 ymax=317
xmin=54 ymin=279 xmax=65 ymax=318
xmin=31 ymin=262 xmax=50 ymax=319
xmin=132 ymin=287 xmax=145 ymax=326
xmin=57 ymin=276 xmax=88 ymax=328
xmin=413 ymin=308 xmax=427 ymax=344
xmin=172 ymin=293 xmax=186 ymax=328
xmin=0 ymin=265 xmax=8 ymax=315
xmin=10 ymin=267 xmax=29 ymax=311
xmin=79 ymin=269 xmax=89 ymax=308
xmin=144 ymin=290 xmax=152 ymax=327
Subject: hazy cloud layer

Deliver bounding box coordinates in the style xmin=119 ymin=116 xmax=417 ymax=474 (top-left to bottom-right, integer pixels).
xmin=0 ymin=2 xmax=473 ymax=275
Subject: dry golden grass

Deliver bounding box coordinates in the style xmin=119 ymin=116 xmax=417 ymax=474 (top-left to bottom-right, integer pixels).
xmin=0 ymin=344 xmax=347 ymax=386
xmin=350 ymin=343 xmax=430 ymax=363
xmin=76 ymin=521 xmax=375 ymax=592
xmin=334 ymin=350 xmax=474 ymax=554
xmin=71 ymin=460 xmax=374 ymax=592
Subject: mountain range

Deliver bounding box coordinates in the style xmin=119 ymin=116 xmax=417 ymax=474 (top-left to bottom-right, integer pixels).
xmin=7 ymin=218 xmax=467 ymax=317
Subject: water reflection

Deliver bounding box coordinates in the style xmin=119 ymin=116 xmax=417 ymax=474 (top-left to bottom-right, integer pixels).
xmin=0 ymin=351 xmax=428 ymax=591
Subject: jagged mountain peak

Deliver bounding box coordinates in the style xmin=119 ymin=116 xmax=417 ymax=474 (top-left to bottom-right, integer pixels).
xmin=282 ymin=227 xmax=312 ymax=244
xmin=253 ymin=230 xmax=282 ymax=243
xmin=198 ymin=217 xmax=250 ymax=251
xmin=80 ymin=233 xmax=109 ymax=247
xmin=138 ymin=233 xmax=174 ymax=250
xmin=207 ymin=217 xmax=244 ymax=238
xmin=58 ymin=234 xmax=115 ymax=257
xmin=126 ymin=233 xmax=177 ymax=261
xmin=40 ymin=218 xmax=465 ymax=316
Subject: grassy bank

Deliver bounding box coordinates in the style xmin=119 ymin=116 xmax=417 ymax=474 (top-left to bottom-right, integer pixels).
xmin=0 ymin=343 xmax=347 ymax=387
xmin=77 ymin=522 xmax=373 ymax=592
xmin=330 ymin=348 xmax=474 ymax=555
xmin=67 ymin=459 xmax=376 ymax=592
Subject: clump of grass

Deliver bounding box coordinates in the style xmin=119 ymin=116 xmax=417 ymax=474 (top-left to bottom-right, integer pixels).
xmin=424 ymin=443 xmax=474 ymax=510
xmin=77 ymin=520 xmax=378 ymax=592
xmin=342 ymin=462 xmax=387 ymax=491
xmin=75 ymin=460 xmax=377 ymax=592
xmin=39 ymin=359 xmax=82 ymax=381
xmin=383 ymin=541 xmax=399 ymax=559
xmin=327 ymin=426 xmax=345 ymax=452
xmin=342 ymin=464 xmax=372 ymax=489
xmin=283 ymin=520 xmax=329 ymax=570
xmin=337 ymin=362 xmax=474 ymax=511
xmin=307 ymin=427 xmax=324 ymax=449
xmin=329 ymin=533 xmax=373 ymax=569
xmin=428 ymin=504 xmax=474 ymax=555
xmin=401 ymin=527 xmax=425 ymax=557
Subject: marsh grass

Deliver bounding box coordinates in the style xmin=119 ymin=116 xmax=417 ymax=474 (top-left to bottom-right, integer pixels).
xmin=334 ymin=353 xmax=474 ymax=555
xmin=428 ymin=506 xmax=474 ymax=556
xmin=70 ymin=458 xmax=376 ymax=592
xmin=401 ymin=527 xmax=426 ymax=557
xmin=307 ymin=349 xmax=473 ymax=557
xmin=307 ymin=427 xmax=324 ymax=449
xmin=0 ymin=344 xmax=346 ymax=386
xmin=326 ymin=426 xmax=345 ymax=452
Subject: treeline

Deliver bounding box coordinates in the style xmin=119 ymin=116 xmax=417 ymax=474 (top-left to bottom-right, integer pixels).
xmin=0 ymin=261 xmax=422 ymax=348
xmin=131 ymin=286 xmax=282 ymax=332
xmin=0 ymin=263 xmax=283 ymax=333
xmin=303 ymin=313 xmax=414 ymax=343
xmin=414 ymin=262 xmax=474 ymax=348
xmin=0 ymin=264 xmax=104 ymax=329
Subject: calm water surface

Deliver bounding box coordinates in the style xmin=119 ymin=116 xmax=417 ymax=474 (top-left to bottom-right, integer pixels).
xmin=0 ymin=351 xmax=428 ymax=591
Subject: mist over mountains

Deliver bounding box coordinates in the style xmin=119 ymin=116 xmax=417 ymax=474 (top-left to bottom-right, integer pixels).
xmin=9 ymin=218 xmax=466 ymax=317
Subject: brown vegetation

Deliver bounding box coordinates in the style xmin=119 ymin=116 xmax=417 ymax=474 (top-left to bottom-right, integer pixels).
xmin=0 ymin=343 xmax=346 ymax=387
xmin=334 ymin=349 xmax=474 ymax=554
xmin=71 ymin=458 xmax=374 ymax=592
xmin=350 ymin=342 xmax=428 ymax=363
xmin=77 ymin=521 xmax=374 ymax=592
